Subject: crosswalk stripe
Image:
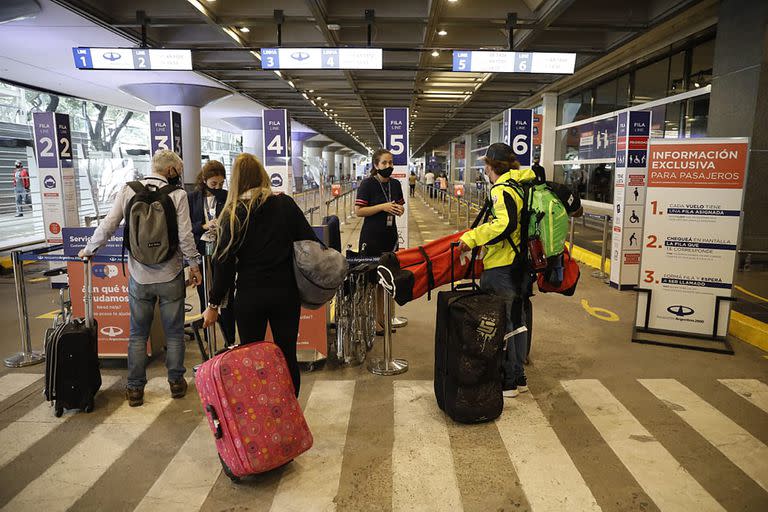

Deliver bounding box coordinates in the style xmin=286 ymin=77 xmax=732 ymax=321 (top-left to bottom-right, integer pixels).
xmin=0 ymin=373 xmax=42 ymax=402
xmin=640 ymin=379 xmax=768 ymax=493
xmin=718 ymin=379 xmax=768 ymax=414
xmin=133 ymin=418 xmax=221 ymax=512
xmin=496 ymin=393 xmax=602 ymax=511
xmin=2 ymin=378 xmax=178 ymax=512
xmin=270 ymin=380 xmax=356 ymax=512
xmin=392 ymin=380 xmax=463 ymax=512
xmin=562 ymin=379 xmax=725 ymax=512
xmin=0 ymin=375 xmax=121 ymax=470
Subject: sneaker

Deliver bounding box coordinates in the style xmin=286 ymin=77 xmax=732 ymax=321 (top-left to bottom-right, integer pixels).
xmin=126 ymin=387 xmax=144 ymax=407
xmin=516 ymin=376 xmax=529 ymax=394
xmin=502 ymin=385 xmax=519 ymax=398
xmin=15 ymin=214 xmax=23 ymax=217
xmin=170 ymin=379 xmax=188 ymax=399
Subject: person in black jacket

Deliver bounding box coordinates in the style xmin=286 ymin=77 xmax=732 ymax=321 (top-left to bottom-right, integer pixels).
xmin=202 ymin=153 xmax=317 ymax=395
xmin=188 ymin=160 xmax=235 ymax=346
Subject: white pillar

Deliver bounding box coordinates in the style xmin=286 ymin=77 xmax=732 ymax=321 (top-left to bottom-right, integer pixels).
xmin=243 ymin=130 xmax=264 ymax=161
xmin=541 ymin=92 xmax=558 ymax=172
xmin=155 ymin=104 xmax=201 ymax=184
xmin=322 ymin=148 xmax=337 ymax=182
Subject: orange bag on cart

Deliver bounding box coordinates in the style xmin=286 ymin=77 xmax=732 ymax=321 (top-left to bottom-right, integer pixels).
xmin=379 ymin=230 xmax=484 ymax=306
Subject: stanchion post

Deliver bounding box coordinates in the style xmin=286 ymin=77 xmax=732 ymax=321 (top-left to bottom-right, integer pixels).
xmin=368 ymin=271 xmax=408 ymax=376
xmin=600 ymin=215 xmax=609 ymax=277
xmin=5 ymin=250 xmax=45 ymax=368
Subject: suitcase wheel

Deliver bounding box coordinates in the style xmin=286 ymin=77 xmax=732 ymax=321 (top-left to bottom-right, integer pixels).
xmin=54 ymin=405 xmax=64 ymax=418
xmin=84 ymin=400 xmax=95 ymax=413
xmin=219 ymin=455 xmax=241 ymax=484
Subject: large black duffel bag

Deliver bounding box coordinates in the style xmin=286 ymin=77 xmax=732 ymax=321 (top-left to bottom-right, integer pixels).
xmin=434 ymin=246 xmax=507 ymax=423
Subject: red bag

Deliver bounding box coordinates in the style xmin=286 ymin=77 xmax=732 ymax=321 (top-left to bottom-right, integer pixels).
xmin=380 ymin=230 xmax=484 ymax=306
xmin=195 ymin=342 xmax=313 ymax=480
xmin=536 ymin=246 xmax=580 ymax=296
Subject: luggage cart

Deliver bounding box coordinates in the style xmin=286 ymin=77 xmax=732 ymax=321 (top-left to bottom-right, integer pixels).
xmin=329 ymin=253 xmax=379 ymax=366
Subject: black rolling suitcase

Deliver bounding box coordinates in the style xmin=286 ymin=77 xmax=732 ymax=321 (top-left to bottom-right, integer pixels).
xmin=44 ymin=259 xmax=102 ymax=417
xmin=434 ymin=244 xmax=507 ymax=423
xmin=321 ymin=215 xmax=342 ymax=252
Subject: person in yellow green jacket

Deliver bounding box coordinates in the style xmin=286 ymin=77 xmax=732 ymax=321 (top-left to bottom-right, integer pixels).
xmin=458 ymin=142 xmax=536 ymax=398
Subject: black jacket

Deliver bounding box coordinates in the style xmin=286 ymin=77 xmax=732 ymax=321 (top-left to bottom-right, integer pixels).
xmin=209 ymin=194 xmax=318 ymax=304
xmin=188 ymin=188 xmax=228 ymax=255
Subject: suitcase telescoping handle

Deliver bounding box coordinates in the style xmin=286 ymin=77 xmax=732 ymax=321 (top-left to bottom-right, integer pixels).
xmin=83 ymin=258 xmax=94 ymax=329
xmin=450 ymin=242 xmax=479 ymax=292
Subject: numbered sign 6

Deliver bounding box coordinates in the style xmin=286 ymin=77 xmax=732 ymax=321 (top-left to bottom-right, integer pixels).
xmin=508 ymin=109 xmax=533 ymax=167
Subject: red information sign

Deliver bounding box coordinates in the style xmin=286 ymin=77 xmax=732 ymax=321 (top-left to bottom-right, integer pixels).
xmin=332 ymin=184 xmax=342 ymax=197
xmin=647 ymin=142 xmax=747 ymax=189
xmin=454 ymin=184 xmax=464 ymax=197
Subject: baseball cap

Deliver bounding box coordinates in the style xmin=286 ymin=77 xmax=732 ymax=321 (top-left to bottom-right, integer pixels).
xmin=484 ymin=143 xmax=514 ymax=162
xmin=14 ymin=160 xmax=22 ymax=167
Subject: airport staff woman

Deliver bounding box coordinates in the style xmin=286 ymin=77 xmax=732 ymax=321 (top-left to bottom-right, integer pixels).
xmin=188 ymin=160 xmax=235 ymax=346
xmin=355 ymin=148 xmax=405 ymax=333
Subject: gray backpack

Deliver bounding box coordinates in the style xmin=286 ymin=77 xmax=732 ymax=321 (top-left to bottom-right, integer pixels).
xmin=123 ymin=181 xmax=179 ymax=265
xmin=293 ymin=240 xmax=348 ymax=309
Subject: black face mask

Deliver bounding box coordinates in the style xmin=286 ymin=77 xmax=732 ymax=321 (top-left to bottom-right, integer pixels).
xmin=204 ymin=184 xmax=217 ymax=195
xmin=378 ymin=166 xmax=394 ymax=178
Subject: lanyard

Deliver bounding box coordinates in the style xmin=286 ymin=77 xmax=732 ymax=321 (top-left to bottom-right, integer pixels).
xmin=377 ymin=178 xmax=392 ymax=203
xmin=205 ymin=195 xmax=217 ymax=221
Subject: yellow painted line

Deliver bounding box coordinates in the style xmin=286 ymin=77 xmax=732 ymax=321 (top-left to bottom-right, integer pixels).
xmin=28 ymin=277 xmax=48 ymax=283
xmin=36 ymin=309 xmax=60 ymax=320
xmin=734 ymin=285 xmax=768 ymax=303
xmin=581 ymin=299 xmax=620 ymax=322
xmin=729 ymin=311 xmax=768 ymax=353
xmin=571 ymin=245 xmax=611 ymax=273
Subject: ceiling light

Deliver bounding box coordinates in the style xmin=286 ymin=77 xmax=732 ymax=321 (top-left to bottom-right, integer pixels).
xmin=308 ymin=89 xmax=314 ymax=93
xmin=438 ymin=30 xmax=447 ymax=36
xmin=287 ymin=80 xmax=295 ymax=88
xmin=323 ymin=102 xmax=329 ymax=106
xmin=317 ymin=96 xmax=323 ymax=100
xmin=273 ymin=70 xmax=283 ymax=78
xmin=240 ymin=27 xmax=250 ymax=33
xmin=431 ymin=50 xmax=440 ymax=57
xmin=250 ymin=50 xmax=262 ymax=61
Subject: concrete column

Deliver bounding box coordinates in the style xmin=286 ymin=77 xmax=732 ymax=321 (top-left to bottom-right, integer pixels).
xmin=540 ymin=92 xmax=558 ymax=173
xmin=291 ymin=130 xmax=318 ymax=192
xmin=305 ymin=138 xmax=333 ymax=187
xmin=120 ymin=83 xmax=231 ymax=187
xmin=323 ymin=145 xmax=342 ymax=182
xmin=335 ymin=148 xmax=350 ymax=181
xmin=223 ymin=116 xmax=263 ymax=162
xmin=707 ymin=0 xmax=768 ymax=252
xmin=490 ymin=120 xmax=501 ymax=144
xmin=463 ymin=133 xmax=474 ymax=188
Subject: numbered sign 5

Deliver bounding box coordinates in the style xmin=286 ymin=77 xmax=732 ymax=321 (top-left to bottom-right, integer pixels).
xmin=384 ymin=108 xmax=409 ymax=166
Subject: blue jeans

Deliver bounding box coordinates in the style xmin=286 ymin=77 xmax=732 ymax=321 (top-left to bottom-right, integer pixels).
xmin=127 ymin=273 xmax=186 ymax=389
xmin=480 ymin=265 xmax=529 ymax=387
xmin=15 ymin=191 xmax=25 ymax=214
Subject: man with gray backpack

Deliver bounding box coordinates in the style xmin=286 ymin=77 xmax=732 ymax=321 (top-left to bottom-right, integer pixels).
xmin=79 ymin=149 xmax=202 ymax=407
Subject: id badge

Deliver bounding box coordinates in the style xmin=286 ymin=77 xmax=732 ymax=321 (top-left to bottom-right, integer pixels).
xmin=386 ymin=214 xmax=394 ymax=227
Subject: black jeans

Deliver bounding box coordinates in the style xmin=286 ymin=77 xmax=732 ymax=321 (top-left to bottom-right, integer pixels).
xmin=235 ymin=287 xmax=301 ymax=396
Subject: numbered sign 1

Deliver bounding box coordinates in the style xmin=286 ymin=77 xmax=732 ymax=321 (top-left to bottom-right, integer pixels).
xmin=384 ymin=108 xmax=409 ymax=166
xmin=508 ymin=109 xmax=533 ymax=167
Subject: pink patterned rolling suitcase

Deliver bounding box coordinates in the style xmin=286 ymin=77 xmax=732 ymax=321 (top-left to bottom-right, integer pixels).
xmin=195 ymin=342 xmax=313 ymax=481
